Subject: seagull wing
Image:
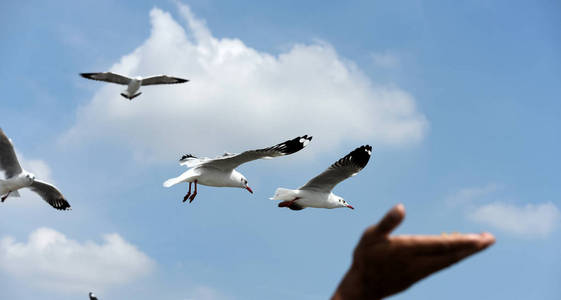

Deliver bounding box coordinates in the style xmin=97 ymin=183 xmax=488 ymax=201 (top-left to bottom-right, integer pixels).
xmin=29 ymin=180 xmax=71 ymax=211
xmin=0 ymin=128 xmax=23 ymax=178
xmin=178 ymin=154 xmax=211 ymax=168
xmin=202 ymin=135 xmax=312 ymax=171
xmin=80 ymin=72 xmax=131 ymax=85
xmin=299 ymin=145 xmax=372 ymax=193
xmin=141 ymin=75 xmax=189 ymax=86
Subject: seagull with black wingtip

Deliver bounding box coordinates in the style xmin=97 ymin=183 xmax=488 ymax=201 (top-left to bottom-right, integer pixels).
xmin=271 ymin=145 xmax=372 ymax=210
xmin=0 ymin=128 xmax=71 ymax=211
xmin=80 ymin=72 xmax=188 ymax=100
xmin=164 ymin=135 xmax=312 ymax=203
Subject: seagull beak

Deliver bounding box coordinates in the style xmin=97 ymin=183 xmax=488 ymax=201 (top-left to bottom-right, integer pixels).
xmin=346 ymin=204 xmax=354 ymax=210
xmin=246 ymin=186 xmax=253 ymax=194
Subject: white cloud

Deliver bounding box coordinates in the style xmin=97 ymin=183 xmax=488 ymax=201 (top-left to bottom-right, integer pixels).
xmin=64 ymin=3 xmax=428 ymax=162
xmin=20 ymin=156 xmax=53 ymax=183
xmin=469 ymin=202 xmax=560 ymax=238
xmin=0 ymin=228 xmax=155 ymax=293
xmin=371 ymin=51 xmax=400 ymax=68
xmin=445 ymin=183 xmax=500 ymax=206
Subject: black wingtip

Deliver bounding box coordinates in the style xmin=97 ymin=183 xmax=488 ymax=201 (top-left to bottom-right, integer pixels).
xmin=80 ymin=72 xmax=95 ymax=79
xmin=54 ymin=198 xmax=72 ymax=211
xmin=179 ymin=154 xmax=196 ymax=161
xmin=276 ymin=135 xmax=312 ymax=155
xmin=348 ymin=145 xmax=372 ymax=169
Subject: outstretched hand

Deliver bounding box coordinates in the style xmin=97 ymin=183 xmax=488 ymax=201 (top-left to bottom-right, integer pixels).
xmin=332 ymin=204 xmax=495 ymax=300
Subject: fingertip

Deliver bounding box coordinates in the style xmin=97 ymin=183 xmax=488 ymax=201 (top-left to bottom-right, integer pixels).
xmin=372 ymin=204 xmax=406 ymax=237
xmin=394 ymin=203 xmax=406 ymax=219
xmin=480 ymin=232 xmax=496 ymax=246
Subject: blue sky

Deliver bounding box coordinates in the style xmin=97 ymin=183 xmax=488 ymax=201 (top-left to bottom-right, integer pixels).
xmin=1 ymin=1 xmax=560 ymax=299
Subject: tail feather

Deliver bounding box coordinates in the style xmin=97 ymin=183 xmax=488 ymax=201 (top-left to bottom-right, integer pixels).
xmin=270 ymin=188 xmax=296 ymax=201
xmin=163 ymin=176 xmax=183 ymax=188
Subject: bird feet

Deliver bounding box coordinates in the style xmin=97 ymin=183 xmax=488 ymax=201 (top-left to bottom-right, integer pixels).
xmin=1 ymin=191 xmax=11 ymax=202
xmin=188 ymin=191 xmax=197 ymax=203
xmin=183 ymin=192 xmax=191 ymax=202
xmin=182 ymin=192 xmax=197 ymax=203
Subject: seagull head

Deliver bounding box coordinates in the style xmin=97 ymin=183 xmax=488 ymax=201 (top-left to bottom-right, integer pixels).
xmin=335 ymin=196 xmax=354 ymax=210
xmin=233 ymin=171 xmax=253 ymax=194
xmin=241 ymin=177 xmax=253 ymax=194
xmin=24 ymin=172 xmax=35 ymax=183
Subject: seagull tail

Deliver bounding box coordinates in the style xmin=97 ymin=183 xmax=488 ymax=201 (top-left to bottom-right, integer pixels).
xmin=269 ymin=188 xmax=297 ymax=201
xmin=163 ymin=176 xmax=183 ymax=188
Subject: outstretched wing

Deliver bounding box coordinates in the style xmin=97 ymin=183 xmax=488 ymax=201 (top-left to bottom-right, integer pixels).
xmin=0 ymin=128 xmax=23 ymax=178
xmin=141 ymin=75 xmax=189 ymax=86
xmin=80 ymin=72 xmax=131 ymax=85
xmin=299 ymin=145 xmax=372 ymax=193
xmin=29 ymin=180 xmax=71 ymax=211
xmin=202 ymin=135 xmax=312 ymax=171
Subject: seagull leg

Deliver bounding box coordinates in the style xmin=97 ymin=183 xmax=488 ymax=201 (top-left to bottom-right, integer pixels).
xmin=189 ymin=180 xmax=198 ymax=203
xmin=1 ymin=191 xmax=11 ymax=202
xmin=183 ymin=182 xmax=192 ymax=202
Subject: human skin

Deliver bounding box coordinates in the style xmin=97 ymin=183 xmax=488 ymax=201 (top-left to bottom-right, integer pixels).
xmin=332 ymin=204 xmax=495 ymax=300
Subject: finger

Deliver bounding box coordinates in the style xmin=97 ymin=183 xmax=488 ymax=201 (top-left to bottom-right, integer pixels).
xmin=365 ymin=203 xmax=406 ymax=238
xmin=390 ymin=232 xmax=495 ymax=255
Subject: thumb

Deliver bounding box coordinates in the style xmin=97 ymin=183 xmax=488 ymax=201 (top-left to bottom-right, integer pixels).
xmin=366 ymin=203 xmax=406 ymax=238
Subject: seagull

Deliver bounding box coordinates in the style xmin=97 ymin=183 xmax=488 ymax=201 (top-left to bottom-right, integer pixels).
xmin=80 ymin=72 xmax=189 ymax=100
xmin=163 ymin=135 xmax=313 ymax=203
xmin=0 ymin=128 xmax=71 ymax=210
xmin=89 ymin=292 xmax=98 ymax=300
xmin=270 ymin=145 xmax=372 ymax=210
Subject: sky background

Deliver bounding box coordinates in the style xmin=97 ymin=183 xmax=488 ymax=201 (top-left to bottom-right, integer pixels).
xmin=1 ymin=1 xmax=560 ymax=299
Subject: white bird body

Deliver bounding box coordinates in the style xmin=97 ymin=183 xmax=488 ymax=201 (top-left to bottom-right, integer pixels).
xmin=122 ymin=77 xmax=142 ymax=99
xmin=164 ymin=135 xmax=312 ymax=203
xmin=270 ymin=188 xmax=341 ymax=209
xmin=164 ymin=167 xmax=245 ymax=188
xmin=0 ymin=172 xmax=34 ymax=195
xmin=271 ymin=145 xmax=372 ymax=210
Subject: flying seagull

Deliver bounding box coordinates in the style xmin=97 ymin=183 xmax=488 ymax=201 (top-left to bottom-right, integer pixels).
xmin=80 ymin=72 xmax=188 ymax=100
xmin=89 ymin=292 xmax=98 ymax=300
xmin=164 ymin=135 xmax=312 ymax=203
xmin=0 ymin=128 xmax=71 ymax=210
xmin=270 ymin=145 xmax=372 ymax=210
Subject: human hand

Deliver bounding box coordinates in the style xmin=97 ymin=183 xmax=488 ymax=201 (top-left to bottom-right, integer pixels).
xmin=332 ymin=204 xmax=495 ymax=300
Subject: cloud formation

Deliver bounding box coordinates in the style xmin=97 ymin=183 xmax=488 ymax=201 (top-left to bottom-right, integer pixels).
xmin=0 ymin=228 xmax=155 ymax=293
xmin=65 ymin=3 xmax=428 ymax=161
xmin=448 ymin=184 xmax=560 ymax=238
xmin=445 ymin=183 xmax=500 ymax=206
xmin=469 ymin=201 xmax=560 ymax=238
